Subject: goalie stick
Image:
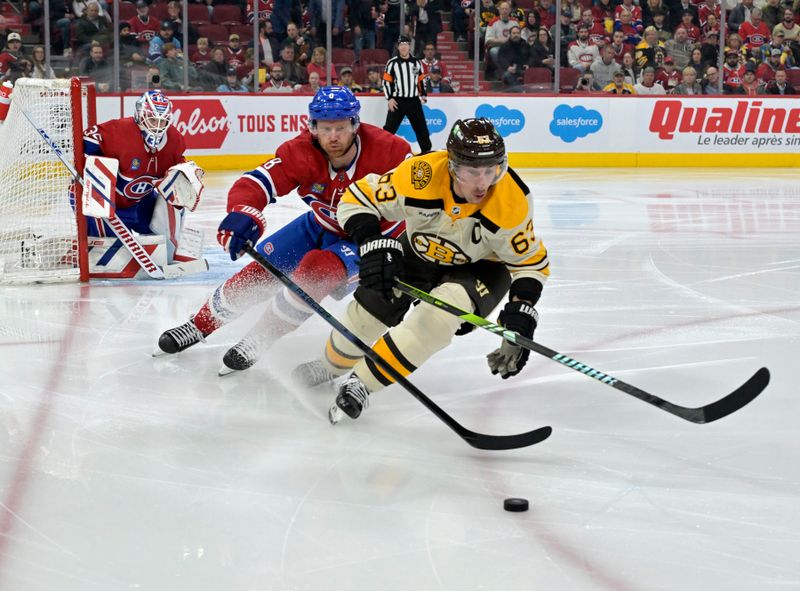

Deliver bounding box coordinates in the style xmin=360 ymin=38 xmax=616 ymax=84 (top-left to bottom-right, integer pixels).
xmin=394 ymin=280 xmax=770 ymax=424
xmin=243 ymin=244 xmax=552 ymax=451
xmin=18 ymin=106 xmax=165 ymax=279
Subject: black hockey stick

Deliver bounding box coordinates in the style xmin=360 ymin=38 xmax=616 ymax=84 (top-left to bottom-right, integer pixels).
xmin=395 ymin=280 xmax=770 ymax=424
xmin=243 ymin=244 xmax=552 ymax=450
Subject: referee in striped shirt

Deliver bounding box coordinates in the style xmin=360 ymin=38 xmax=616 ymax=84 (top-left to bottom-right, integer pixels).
xmin=382 ymin=35 xmax=432 ymax=153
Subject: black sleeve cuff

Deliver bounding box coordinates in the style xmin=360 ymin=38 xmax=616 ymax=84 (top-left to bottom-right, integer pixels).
xmin=343 ymin=213 xmax=382 ymax=246
xmin=509 ymin=277 xmax=543 ymax=306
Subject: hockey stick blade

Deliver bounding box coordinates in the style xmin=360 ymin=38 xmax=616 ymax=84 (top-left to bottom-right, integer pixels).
xmin=243 ymin=245 xmax=552 ymax=450
xmin=395 ymin=280 xmax=770 ymax=424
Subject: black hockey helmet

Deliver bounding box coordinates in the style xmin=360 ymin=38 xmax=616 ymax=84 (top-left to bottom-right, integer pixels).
xmin=447 ymin=118 xmax=506 ymax=167
xmin=447 ymin=118 xmax=508 ymax=185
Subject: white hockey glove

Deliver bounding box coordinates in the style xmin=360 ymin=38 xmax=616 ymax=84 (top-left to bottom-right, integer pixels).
xmin=155 ymin=161 xmax=205 ymax=212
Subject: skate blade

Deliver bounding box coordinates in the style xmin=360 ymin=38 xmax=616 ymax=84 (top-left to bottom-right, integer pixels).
xmin=218 ymin=364 xmax=240 ymax=376
xmin=328 ymin=404 xmax=345 ymax=425
xmin=152 ymin=346 xmax=169 ymax=357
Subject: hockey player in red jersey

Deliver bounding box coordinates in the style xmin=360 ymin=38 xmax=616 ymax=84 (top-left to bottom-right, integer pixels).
xmin=83 ymin=90 xmax=205 ymax=266
xmin=155 ymin=86 xmax=411 ymax=375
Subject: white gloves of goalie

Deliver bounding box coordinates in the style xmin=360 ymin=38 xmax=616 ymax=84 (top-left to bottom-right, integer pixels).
xmin=155 ymin=161 xmax=205 ymax=212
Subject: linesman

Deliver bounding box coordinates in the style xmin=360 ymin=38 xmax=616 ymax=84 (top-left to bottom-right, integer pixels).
xmin=382 ymin=34 xmax=432 ymax=153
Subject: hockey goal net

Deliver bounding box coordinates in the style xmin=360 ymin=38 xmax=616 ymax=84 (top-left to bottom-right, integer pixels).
xmin=0 ymin=77 xmax=94 ymax=284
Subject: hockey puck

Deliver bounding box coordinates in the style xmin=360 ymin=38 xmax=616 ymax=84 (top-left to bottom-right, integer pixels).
xmin=503 ymin=498 xmax=529 ymax=512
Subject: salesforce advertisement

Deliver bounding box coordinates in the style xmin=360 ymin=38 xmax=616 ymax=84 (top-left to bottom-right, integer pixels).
xmin=96 ymin=95 xmax=800 ymax=160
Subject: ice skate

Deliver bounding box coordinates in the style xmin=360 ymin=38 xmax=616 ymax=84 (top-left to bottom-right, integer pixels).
xmin=328 ymin=375 xmax=370 ymax=424
xmin=292 ymin=359 xmax=336 ymax=388
xmin=219 ymin=331 xmax=271 ymax=376
xmin=154 ymin=319 xmax=206 ymax=356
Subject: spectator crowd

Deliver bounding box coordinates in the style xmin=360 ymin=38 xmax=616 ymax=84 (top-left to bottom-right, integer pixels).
xmin=0 ymin=0 xmax=798 ymax=94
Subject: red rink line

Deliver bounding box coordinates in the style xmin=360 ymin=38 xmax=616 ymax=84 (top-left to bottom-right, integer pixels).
xmin=0 ymin=287 xmax=87 ymax=577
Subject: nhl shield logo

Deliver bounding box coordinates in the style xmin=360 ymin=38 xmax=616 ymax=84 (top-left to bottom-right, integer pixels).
xmin=411 ymin=161 xmax=433 ymax=190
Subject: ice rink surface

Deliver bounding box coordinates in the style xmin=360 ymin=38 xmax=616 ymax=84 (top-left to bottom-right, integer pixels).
xmin=1 ymin=169 xmax=798 ymax=591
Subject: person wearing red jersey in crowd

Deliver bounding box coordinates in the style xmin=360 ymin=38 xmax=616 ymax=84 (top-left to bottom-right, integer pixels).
xmin=306 ymin=46 xmax=337 ymax=85
xmin=656 ymin=55 xmax=682 ymax=90
xmin=246 ymin=0 xmax=275 ymax=24
xmin=738 ymin=8 xmax=771 ymax=54
xmin=614 ymin=0 xmax=643 ymax=30
xmin=722 ymin=48 xmax=745 ymax=86
xmin=580 ymin=8 xmax=609 ymax=47
xmin=614 ymin=10 xmax=642 ymax=46
xmin=224 ymin=34 xmax=246 ymax=69
xmin=128 ymin=0 xmax=160 ymax=43
xmin=608 ymin=29 xmax=634 ymax=63
xmin=83 ymin=90 xmax=203 ymax=265
xmin=420 ymin=42 xmax=451 ymax=82
xmin=756 ymin=48 xmax=784 ymax=82
xmin=535 ymin=0 xmax=556 ymax=29
xmin=729 ymin=61 xmax=763 ymax=94
xmin=190 ymin=37 xmax=212 ymax=67
xmin=697 ymin=0 xmax=720 ymax=29
xmin=156 ymin=87 xmax=412 ymax=377
xmin=593 ymin=0 xmax=615 ymax=23
xmin=678 ymin=12 xmax=702 ymax=43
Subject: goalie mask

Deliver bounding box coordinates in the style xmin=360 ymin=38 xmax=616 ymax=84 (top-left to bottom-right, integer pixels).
xmin=134 ymin=90 xmax=173 ymax=152
xmin=447 ymin=118 xmax=508 ymax=188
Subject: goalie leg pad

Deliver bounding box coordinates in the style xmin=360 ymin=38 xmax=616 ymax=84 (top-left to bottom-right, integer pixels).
xmin=149 ymin=196 xmax=186 ymax=263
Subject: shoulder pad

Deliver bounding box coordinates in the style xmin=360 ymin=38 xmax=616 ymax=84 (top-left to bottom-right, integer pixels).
xmin=477 ymin=169 xmax=531 ymax=231
xmin=390 ymin=152 xmax=450 ymax=199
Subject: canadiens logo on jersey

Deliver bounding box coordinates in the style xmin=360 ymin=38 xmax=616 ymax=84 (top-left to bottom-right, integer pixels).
xmin=123 ymin=174 xmax=159 ymax=200
xmin=411 ymin=161 xmax=432 ymax=190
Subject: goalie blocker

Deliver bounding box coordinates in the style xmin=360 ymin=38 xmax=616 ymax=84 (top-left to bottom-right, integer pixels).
xmin=81 ymin=155 xmax=207 ymax=279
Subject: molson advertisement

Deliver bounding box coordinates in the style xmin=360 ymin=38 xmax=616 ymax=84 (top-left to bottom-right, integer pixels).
xmin=95 ymin=95 xmax=800 ymax=168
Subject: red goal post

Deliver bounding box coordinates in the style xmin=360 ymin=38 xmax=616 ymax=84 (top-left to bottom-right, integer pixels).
xmin=0 ymin=77 xmax=96 ymax=284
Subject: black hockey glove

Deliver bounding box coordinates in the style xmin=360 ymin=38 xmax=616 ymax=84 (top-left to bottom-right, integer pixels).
xmin=358 ymin=237 xmax=403 ymax=301
xmin=487 ymin=300 xmax=538 ymax=379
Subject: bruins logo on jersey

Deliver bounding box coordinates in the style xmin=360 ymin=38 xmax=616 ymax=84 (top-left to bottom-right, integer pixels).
xmin=410 ymin=160 xmax=433 ymax=190
xmin=411 ymin=233 xmax=471 ymax=265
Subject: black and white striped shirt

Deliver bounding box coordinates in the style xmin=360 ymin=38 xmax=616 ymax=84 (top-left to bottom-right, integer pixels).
xmin=382 ymin=55 xmax=426 ymax=100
